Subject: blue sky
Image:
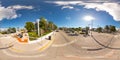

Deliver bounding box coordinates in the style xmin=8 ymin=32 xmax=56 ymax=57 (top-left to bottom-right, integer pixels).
xmin=0 ymin=0 xmax=120 ymax=28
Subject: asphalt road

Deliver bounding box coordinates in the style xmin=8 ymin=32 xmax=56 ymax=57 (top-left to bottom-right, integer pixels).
xmin=0 ymin=30 xmax=120 ymax=60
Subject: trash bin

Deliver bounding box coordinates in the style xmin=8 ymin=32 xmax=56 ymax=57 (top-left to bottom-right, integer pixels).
xmin=48 ymin=36 xmax=51 ymax=40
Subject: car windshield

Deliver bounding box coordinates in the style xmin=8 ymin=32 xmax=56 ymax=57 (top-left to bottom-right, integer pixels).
xmin=0 ymin=0 xmax=120 ymax=60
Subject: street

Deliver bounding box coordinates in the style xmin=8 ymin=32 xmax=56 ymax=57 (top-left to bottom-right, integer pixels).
xmin=0 ymin=30 xmax=120 ymax=60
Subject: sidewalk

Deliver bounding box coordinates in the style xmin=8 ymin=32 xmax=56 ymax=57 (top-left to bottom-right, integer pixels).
xmin=0 ymin=32 xmax=55 ymax=53
xmin=10 ymin=33 xmax=55 ymax=53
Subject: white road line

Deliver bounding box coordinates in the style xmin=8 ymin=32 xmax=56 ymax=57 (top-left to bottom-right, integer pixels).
xmin=65 ymin=55 xmax=105 ymax=58
xmin=2 ymin=50 xmax=46 ymax=57
xmin=81 ymin=47 xmax=95 ymax=49
xmin=52 ymin=39 xmax=77 ymax=47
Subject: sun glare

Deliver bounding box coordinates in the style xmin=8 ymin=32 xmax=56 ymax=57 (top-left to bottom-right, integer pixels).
xmin=83 ymin=15 xmax=95 ymax=21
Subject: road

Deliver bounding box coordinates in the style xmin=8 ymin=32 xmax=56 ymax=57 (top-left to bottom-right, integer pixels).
xmin=0 ymin=30 xmax=120 ymax=60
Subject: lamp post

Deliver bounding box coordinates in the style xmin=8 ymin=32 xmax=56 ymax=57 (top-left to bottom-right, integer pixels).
xmin=83 ymin=15 xmax=95 ymax=36
xmin=37 ymin=19 xmax=40 ymax=36
xmin=0 ymin=21 xmax=1 ymax=33
xmin=91 ymin=19 xmax=93 ymax=36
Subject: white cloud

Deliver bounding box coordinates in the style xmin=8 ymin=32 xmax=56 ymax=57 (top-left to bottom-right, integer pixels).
xmin=45 ymin=1 xmax=81 ymax=10
xmin=0 ymin=4 xmax=34 ymax=21
xmin=62 ymin=6 xmax=74 ymax=9
xmin=83 ymin=3 xmax=120 ymax=21
xmin=45 ymin=1 xmax=82 ymax=6
xmin=46 ymin=1 xmax=120 ymax=21
xmin=7 ymin=5 xmax=33 ymax=10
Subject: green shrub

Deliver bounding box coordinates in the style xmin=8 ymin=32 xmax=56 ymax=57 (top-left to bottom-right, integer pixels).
xmin=28 ymin=32 xmax=39 ymax=40
xmin=28 ymin=31 xmax=52 ymax=41
xmin=1 ymin=31 xmax=8 ymax=34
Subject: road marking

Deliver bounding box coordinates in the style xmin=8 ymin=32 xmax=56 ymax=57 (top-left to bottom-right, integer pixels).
xmin=2 ymin=50 xmax=46 ymax=57
xmin=52 ymin=39 xmax=77 ymax=47
xmin=65 ymin=55 xmax=105 ymax=58
xmin=38 ymin=36 xmax=55 ymax=51
xmin=9 ymin=47 xmax=24 ymax=53
xmin=81 ymin=47 xmax=98 ymax=49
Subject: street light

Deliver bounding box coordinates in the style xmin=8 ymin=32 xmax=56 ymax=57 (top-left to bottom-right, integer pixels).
xmin=37 ymin=19 xmax=40 ymax=36
xmin=83 ymin=15 xmax=95 ymax=36
xmin=0 ymin=21 xmax=1 ymax=33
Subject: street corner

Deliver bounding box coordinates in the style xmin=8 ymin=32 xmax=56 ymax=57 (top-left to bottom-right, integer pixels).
xmin=16 ymin=37 xmax=29 ymax=43
xmin=12 ymin=32 xmax=29 ymax=43
xmin=6 ymin=35 xmax=55 ymax=53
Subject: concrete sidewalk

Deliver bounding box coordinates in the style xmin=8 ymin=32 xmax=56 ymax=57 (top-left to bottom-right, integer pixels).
xmin=9 ymin=38 xmax=53 ymax=53
xmin=0 ymin=32 xmax=55 ymax=53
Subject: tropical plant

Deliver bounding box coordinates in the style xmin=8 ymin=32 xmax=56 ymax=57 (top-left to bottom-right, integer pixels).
xmin=25 ymin=22 xmax=35 ymax=32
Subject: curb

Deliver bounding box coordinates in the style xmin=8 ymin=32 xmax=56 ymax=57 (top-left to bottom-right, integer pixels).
xmin=9 ymin=35 xmax=55 ymax=53
xmin=38 ymin=36 xmax=54 ymax=51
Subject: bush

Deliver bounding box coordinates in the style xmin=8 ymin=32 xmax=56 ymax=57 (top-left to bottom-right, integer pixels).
xmin=1 ymin=31 xmax=8 ymax=34
xmin=28 ymin=32 xmax=38 ymax=37
xmin=28 ymin=32 xmax=39 ymax=40
xmin=80 ymin=32 xmax=85 ymax=34
xmin=28 ymin=31 xmax=52 ymax=41
xmin=29 ymin=37 xmax=38 ymax=41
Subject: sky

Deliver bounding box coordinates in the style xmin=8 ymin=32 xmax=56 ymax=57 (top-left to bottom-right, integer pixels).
xmin=0 ymin=0 xmax=120 ymax=29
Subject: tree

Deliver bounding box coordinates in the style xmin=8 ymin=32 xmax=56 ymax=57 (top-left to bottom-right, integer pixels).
xmin=39 ymin=17 xmax=48 ymax=31
xmin=109 ymin=25 xmax=116 ymax=32
xmin=96 ymin=27 xmax=102 ymax=33
xmin=39 ymin=17 xmax=57 ymax=32
xmin=25 ymin=22 xmax=35 ymax=32
xmin=11 ymin=28 xmax=16 ymax=33
xmin=104 ymin=25 xmax=109 ymax=33
xmin=86 ymin=27 xmax=89 ymax=31
xmin=48 ymin=21 xmax=53 ymax=31
xmin=53 ymin=24 xmax=57 ymax=30
xmin=85 ymin=26 xmax=89 ymax=35
xmin=7 ymin=27 xmax=16 ymax=33
xmin=78 ymin=27 xmax=82 ymax=31
xmin=59 ymin=27 xmax=63 ymax=30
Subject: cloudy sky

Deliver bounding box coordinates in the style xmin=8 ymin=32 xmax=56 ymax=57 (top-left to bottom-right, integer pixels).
xmin=0 ymin=0 xmax=120 ymax=28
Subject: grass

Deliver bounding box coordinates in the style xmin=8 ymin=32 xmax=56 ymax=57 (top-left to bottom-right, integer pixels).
xmin=29 ymin=37 xmax=38 ymax=41
xmin=28 ymin=31 xmax=52 ymax=41
xmin=28 ymin=32 xmax=39 ymax=41
xmin=43 ymin=31 xmax=51 ymax=36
